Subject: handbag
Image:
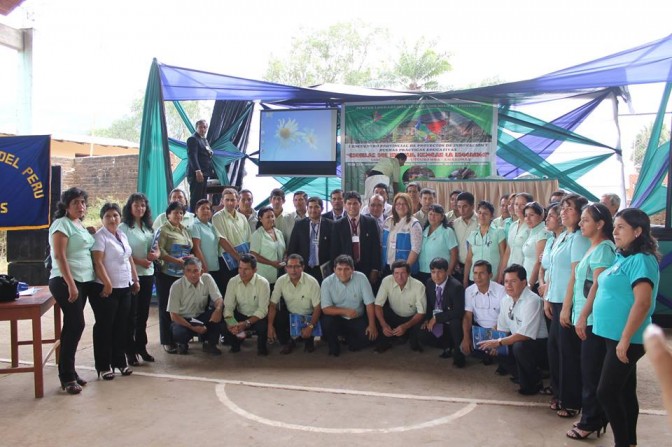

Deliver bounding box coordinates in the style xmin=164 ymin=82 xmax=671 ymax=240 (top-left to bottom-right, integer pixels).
xmin=0 ymin=274 xmax=19 ymax=302
xmin=583 ymin=263 xmax=593 ymax=298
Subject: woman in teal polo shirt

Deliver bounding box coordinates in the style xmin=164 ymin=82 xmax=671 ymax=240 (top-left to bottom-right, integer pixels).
xmin=463 ymin=200 xmax=505 ymax=288
xmin=417 ymin=204 xmax=458 ymax=285
xmin=120 ymin=192 xmax=159 ymax=365
xmin=565 ymin=202 xmax=615 ymax=440
xmin=593 ymin=208 xmax=659 ymax=447
xmin=190 ymin=199 xmax=224 ymax=291
xmin=48 ymin=187 xmax=97 ymax=394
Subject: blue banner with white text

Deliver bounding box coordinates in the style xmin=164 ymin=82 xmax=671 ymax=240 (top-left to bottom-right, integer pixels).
xmin=0 ymin=135 xmax=51 ymax=230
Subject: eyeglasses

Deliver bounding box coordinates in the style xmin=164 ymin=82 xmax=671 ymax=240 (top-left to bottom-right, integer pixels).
xmin=508 ymin=301 xmax=517 ymax=320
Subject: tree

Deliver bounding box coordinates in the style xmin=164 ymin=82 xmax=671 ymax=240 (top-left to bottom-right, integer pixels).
xmin=631 ymin=122 xmax=670 ymax=168
xmin=380 ymin=37 xmax=452 ymax=91
xmin=264 ymin=21 xmax=388 ymax=87
xmin=93 ymin=97 xmax=209 ymax=143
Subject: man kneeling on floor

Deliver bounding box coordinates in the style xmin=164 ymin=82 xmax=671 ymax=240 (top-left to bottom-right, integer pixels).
xmin=224 ymin=254 xmax=270 ymax=356
xmin=167 ymin=257 xmax=224 ymax=355
xmin=419 ymin=257 xmax=466 ymax=367
xmin=267 ymin=254 xmax=322 ymax=354
xmin=321 ymin=254 xmax=378 ymax=356
xmin=478 ymin=264 xmax=549 ymax=395
xmin=374 ymin=260 xmax=426 ymax=353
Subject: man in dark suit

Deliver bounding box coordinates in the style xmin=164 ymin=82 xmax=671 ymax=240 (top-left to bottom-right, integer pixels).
xmin=323 ymin=189 xmax=345 ymax=221
xmin=287 ymin=196 xmax=333 ymax=283
xmin=331 ymin=191 xmax=381 ymax=288
xmin=419 ymin=256 xmax=466 ymax=367
xmin=187 ymin=119 xmax=214 ymax=212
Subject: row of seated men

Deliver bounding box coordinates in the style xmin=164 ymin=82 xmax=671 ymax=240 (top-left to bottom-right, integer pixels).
xmin=170 ymin=252 xmax=548 ymax=396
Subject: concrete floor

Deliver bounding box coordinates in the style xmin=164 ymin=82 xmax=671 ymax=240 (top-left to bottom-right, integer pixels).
xmin=1 ymin=300 xmax=670 ymax=447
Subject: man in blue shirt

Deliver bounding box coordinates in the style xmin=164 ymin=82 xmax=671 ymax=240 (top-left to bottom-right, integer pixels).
xmin=321 ymin=255 xmax=378 ymax=356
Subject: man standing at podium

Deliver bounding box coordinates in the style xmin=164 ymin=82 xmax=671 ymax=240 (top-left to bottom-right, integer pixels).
xmin=187 ymin=119 xmax=214 ymax=212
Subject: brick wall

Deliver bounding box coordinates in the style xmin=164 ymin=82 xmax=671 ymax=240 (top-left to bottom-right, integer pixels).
xmin=51 ymin=154 xmax=139 ymax=204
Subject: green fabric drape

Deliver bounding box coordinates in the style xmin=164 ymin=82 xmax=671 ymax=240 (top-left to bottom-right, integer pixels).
xmin=527 ymin=153 xmax=612 ymax=181
xmin=630 ymin=82 xmax=672 ymax=214
xmin=166 ymin=104 xmax=253 ymax=187
xmin=497 ymin=131 xmax=600 ymax=201
xmin=255 ymin=176 xmax=341 ymax=209
xmin=138 ymin=59 xmax=172 ymax=215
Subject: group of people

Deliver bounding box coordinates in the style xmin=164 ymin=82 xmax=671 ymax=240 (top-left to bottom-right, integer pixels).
xmin=48 ymin=177 xmax=659 ymax=447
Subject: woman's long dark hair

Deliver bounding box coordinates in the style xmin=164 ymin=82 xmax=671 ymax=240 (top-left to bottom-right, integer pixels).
xmin=53 ymin=187 xmax=88 ymax=219
xmin=122 ymin=192 xmax=153 ymax=231
xmin=615 ymin=208 xmax=660 ymax=259
xmin=581 ymin=203 xmax=614 ymax=242
xmin=256 ymin=206 xmax=275 ymax=230
xmin=423 ymin=204 xmax=449 ymax=230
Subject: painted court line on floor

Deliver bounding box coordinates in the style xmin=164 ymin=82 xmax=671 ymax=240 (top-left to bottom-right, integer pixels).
xmin=216 ymin=383 xmax=478 ymax=434
xmin=2 ymin=358 xmax=666 ymax=416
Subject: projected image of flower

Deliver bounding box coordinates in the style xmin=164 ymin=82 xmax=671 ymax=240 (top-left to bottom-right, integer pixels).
xmin=275 ymin=118 xmax=301 ymax=146
xmin=303 ymin=128 xmax=317 ymax=149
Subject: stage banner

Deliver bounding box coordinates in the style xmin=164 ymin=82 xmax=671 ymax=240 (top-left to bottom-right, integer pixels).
xmin=0 ymin=135 xmax=51 ymax=230
xmin=343 ymin=101 xmax=497 ymax=193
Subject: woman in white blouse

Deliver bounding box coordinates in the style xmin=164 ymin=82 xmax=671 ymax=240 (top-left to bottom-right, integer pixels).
xmin=91 ymin=203 xmax=140 ymax=380
xmin=382 ymin=193 xmax=423 ymax=276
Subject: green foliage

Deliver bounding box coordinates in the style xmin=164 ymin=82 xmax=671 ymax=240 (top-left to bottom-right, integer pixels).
xmin=264 ymin=21 xmax=387 ymax=87
xmin=265 ymin=25 xmax=452 ymax=92
xmin=631 ymin=122 xmax=670 ymax=168
xmin=381 ymin=37 xmax=452 ymax=91
xmin=93 ymin=97 xmax=211 ymax=143
xmin=82 ymin=196 xmax=126 ymax=229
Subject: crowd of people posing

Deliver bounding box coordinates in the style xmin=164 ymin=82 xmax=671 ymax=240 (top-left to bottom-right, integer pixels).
xmin=48 ymin=182 xmax=659 ymax=447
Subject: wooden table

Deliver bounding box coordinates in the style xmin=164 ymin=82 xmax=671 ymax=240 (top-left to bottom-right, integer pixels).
xmin=0 ymin=288 xmax=61 ymax=398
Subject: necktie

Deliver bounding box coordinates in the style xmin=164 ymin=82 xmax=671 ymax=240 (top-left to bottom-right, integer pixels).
xmin=350 ymin=218 xmax=360 ymax=263
xmin=309 ymin=222 xmax=319 ymax=268
xmin=432 ymin=286 xmax=443 ymax=337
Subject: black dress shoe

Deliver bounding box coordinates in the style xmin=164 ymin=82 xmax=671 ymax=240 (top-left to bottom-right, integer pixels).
xmin=176 ymin=344 xmax=189 ymax=355
xmin=453 ymin=353 xmax=466 ymax=368
xmin=202 ymin=343 xmax=222 ymax=355
xmin=439 ymin=349 xmax=453 ymax=359
xmin=374 ymin=343 xmax=391 ymax=354
xmin=138 ymin=351 xmax=155 ymax=362
xmin=257 ymin=346 xmax=269 ymax=356
xmin=163 ymin=344 xmax=177 ymax=354
xmin=229 ymin=345 xmax=241 ymax=353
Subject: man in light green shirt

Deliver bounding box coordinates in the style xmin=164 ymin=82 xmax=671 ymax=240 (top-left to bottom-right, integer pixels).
xmin=374 ymin=260 xmax=426 ymax=353
xmin=212 ymin=188 xmax=252 ymax=282
xmin=167 ymin=258 xmax=223 ymax=355
xmin=268 ymin=254 xmax=321 ymax=354
xmin=223 ymin=254 xmax=270 ymax=355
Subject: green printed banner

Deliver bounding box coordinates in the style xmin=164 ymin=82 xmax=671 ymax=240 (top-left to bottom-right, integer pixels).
xmin=343 ymin=101 xmax=497 ymax=193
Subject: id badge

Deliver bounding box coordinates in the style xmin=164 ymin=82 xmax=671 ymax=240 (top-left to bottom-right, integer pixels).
xmin=352 ymin=235 xmax=360 ymax=243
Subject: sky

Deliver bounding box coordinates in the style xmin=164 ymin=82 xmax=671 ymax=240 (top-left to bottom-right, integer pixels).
xmin=1 ymin=0 xmax=671 ymax=198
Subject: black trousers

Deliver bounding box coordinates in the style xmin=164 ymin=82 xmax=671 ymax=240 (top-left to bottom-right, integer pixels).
xmin=547 ymin=302 xmax=562 ymax=401
xmin=578 ymin=326 xmax=607 ymax=431
xmin=225 ymin=310 xmax=268 ymax=351
xmin=188 ymin=173 xmax=210 ymax=213
xmin=322 ymin=314 xmax=372 ymax=354
xmin=49 ymin=277 xmax=96 ymax=383
xmin=597 ymin=338 xmax=645 ymax=447
xmin=127 ymin=275 xmax=153 ymax=356
xmin=559 ymin=321 xmax=583 ymax=409
xmin=89 ymin=285 xmax=132 ymax=371
xmin=377 ymin=304 xmax=422 ymax=348
xmin=272 ymin=299 xmax=316 ymax=348
xmin=171 ymin=308 xmax=223 ymax=346
xmin=155 ymin=271 xmax=180 ymax=345
xmin=512 ymin=337 xmax=547 ymax=393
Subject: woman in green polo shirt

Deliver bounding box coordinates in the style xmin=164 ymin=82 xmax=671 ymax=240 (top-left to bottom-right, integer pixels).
xmin=48 ymin=187 xmax=97 ymax=395
xmin=155 ymin=201 xmax=193 ymax=354
xmin=593 ymin=208 xmax=659 ymax=446
xmin=120 ymin=192 xmax=159 ymax=365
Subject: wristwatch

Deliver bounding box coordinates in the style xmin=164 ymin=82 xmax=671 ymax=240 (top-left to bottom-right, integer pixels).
xmin=307 ymin=323 xmax=314 ymax=329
